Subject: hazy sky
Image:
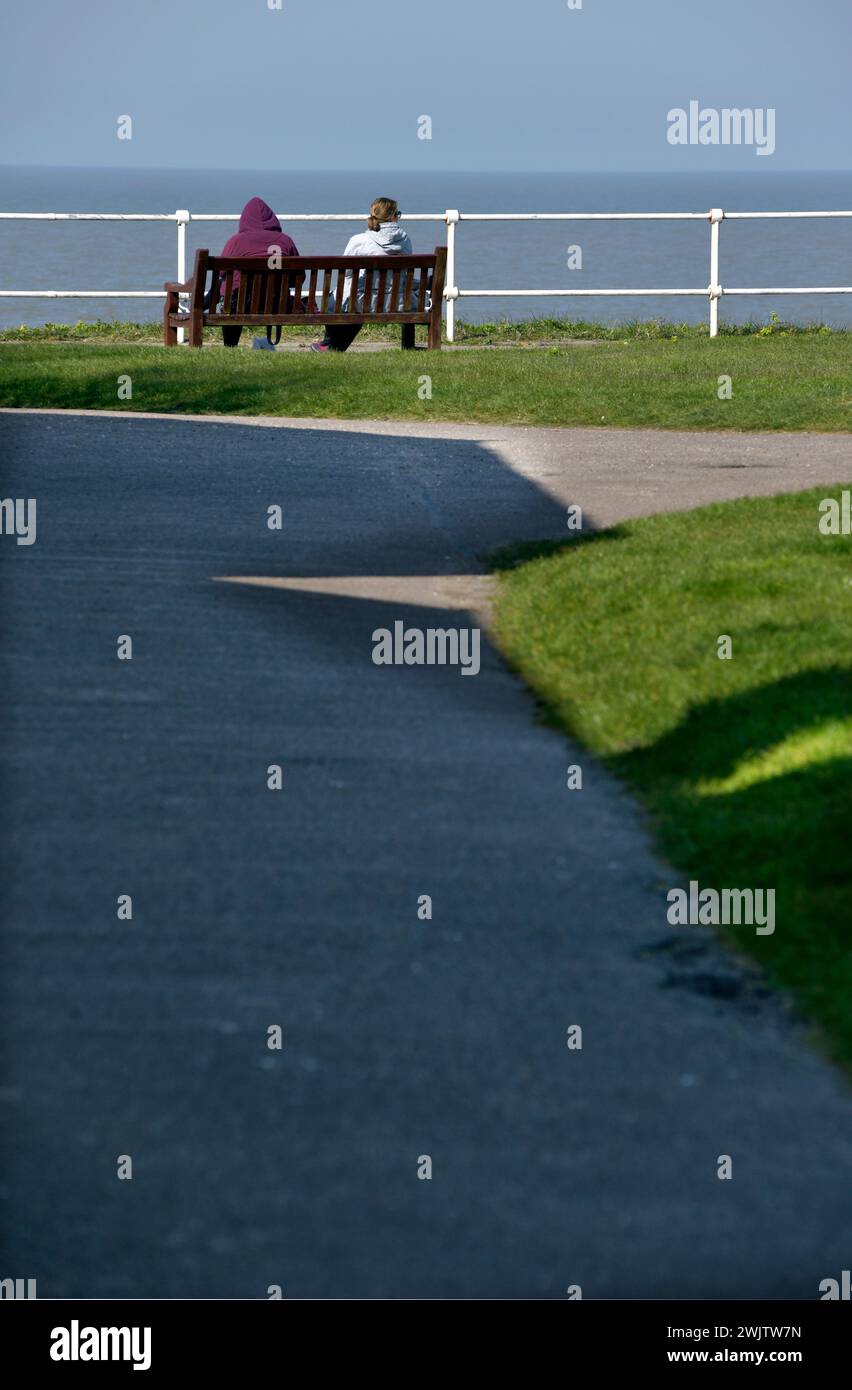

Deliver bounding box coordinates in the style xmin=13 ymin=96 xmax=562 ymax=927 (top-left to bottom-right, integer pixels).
xmin=2 ymin=0 xmax=849 ymax=170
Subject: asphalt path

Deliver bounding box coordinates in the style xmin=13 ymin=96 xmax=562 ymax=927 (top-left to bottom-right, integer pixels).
xmin=1 ymin=409 xmax=850 ymax=1299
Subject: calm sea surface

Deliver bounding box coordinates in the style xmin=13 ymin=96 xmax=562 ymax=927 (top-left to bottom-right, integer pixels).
xmin=1 ymin=166 xmax=851 ymax=328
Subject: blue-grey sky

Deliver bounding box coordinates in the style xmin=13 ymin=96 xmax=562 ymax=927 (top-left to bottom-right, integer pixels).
xmin=1 ymin=0 xmax=849 ymax=170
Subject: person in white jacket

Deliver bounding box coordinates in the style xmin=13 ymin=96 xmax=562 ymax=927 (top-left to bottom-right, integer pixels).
xmin=311 ymin=197 xmax=419 ymax=352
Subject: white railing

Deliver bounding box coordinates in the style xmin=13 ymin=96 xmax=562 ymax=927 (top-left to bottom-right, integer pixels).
xmin=1 ymin=208 xmax=851 ymax=342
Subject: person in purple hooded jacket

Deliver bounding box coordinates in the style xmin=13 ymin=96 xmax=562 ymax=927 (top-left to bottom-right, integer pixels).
xmin=212 ymin=197 xmax=299 ymax=348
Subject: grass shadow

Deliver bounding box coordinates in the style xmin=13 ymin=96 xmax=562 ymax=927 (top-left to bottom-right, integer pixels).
xmin=606 ymin=668 xmax=852 ymax=1067
xmin=488 ymin=526 xmax=630 ymax=572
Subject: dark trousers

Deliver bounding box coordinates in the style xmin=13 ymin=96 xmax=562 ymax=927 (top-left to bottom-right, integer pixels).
xmin=322 ymin=323 xmax=416 ymax=351
xmin=204 ymin=288 xmax=244 ymax=347
xmin=321 ymin=323 xmax=361 ymax=352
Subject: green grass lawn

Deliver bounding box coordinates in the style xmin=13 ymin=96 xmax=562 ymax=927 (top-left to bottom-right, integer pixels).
xmin=0 ymin=311 xmax=839 ymax=344
xmin=490 ymin=487 xmax=852 ymax=1067
xmin=1 ymin=331 xmax=851 ymax=430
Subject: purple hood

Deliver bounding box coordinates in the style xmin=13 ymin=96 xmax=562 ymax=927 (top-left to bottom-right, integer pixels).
xmin=221 ymin=197 xmax=298 ymax=259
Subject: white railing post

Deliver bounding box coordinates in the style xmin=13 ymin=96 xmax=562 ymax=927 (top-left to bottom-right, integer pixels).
xmin=175 ymin=209 xmax=189 ymax=344
xmin=445 ymin=209 xmax=459 ymax=342
xmin=708 ymin=207 xmax=724 ymax=337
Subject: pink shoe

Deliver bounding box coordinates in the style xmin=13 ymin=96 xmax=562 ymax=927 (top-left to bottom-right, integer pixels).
xmin=309 ymin=340 xmax=330 ymax=352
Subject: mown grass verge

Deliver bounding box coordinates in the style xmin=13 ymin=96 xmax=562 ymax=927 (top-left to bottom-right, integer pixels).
xmin=490 ymin=487 xmax=852 ymax=1067
xmin=1 ymin=334 xmax=851 ymax=430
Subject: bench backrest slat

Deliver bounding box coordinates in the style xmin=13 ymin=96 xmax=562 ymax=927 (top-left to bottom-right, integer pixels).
xmin=361 ymin=267 xmax=374 ymax=316
xmin=307 ymin=268 xmax=318 ymax=312
xmin=333 ymin=268 xmax=346 ymax=312
xmin=374 ymin=267 xmax=388 ymax=313
xmin=292 ymin=268 xmax=306 ymax=312
xmin=234 ymin=269 xmax=246 ymax=314
xmin=222 ymin=268 xmax=234 ymax=312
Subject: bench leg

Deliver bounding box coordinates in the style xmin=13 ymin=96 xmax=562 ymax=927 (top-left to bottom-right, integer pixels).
xmin=427 ymin=315 xmax=442 ymax=351
xmin=401 ymin=324 xmax=416 ymax=350
xmin=188 ymin=312 xmax=203 ymax=348
xmin=163 ymin=291 xmax=178 ymax=346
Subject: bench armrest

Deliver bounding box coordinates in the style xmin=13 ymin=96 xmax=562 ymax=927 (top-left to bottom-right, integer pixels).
xmin=163 ymin=280 xmax=191 ymax=293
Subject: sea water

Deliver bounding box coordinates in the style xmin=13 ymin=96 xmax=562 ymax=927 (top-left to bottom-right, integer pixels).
xmin=1 ymin=165 xmax=850 ymax=329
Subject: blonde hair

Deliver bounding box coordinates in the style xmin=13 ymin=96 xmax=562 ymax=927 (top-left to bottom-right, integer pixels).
xmin=367 ymin=197 xmax=399 ymax=232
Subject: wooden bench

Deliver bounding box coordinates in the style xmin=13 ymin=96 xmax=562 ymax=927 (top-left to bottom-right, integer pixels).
xmin=164 ymin=246 xmax=447 ymax=350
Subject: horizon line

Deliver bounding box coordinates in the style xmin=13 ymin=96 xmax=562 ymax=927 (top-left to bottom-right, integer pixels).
xmin=2 ymin=163 xmax=851 ymax=177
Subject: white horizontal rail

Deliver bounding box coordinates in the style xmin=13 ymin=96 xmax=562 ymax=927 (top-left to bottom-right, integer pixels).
xmin=0 ymin=212 xmax=445 ymax=221
xmin=185 ymin=213 xmax=445 ymax=221
xmin=723 ymin=286 xmax=852 ymax=294
xmin=0 ymin=212 xmax=178 ymax=221
xmin=458 ymin=288 xmax=708 ymax=297
xmin=458 ymin=212 xmax=707 ymax=221
xmin=1 ymin=207 xmax=850 ymax=340
xmin=723 ymin=211 xmax=852 ymax=219
xmin=2 ymin=290 xmax=162 ymax=297
xmin=459 ymin=211 xmax=852 ymax=220
xmin=458 ymin=286 xmax=851 ymax=296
